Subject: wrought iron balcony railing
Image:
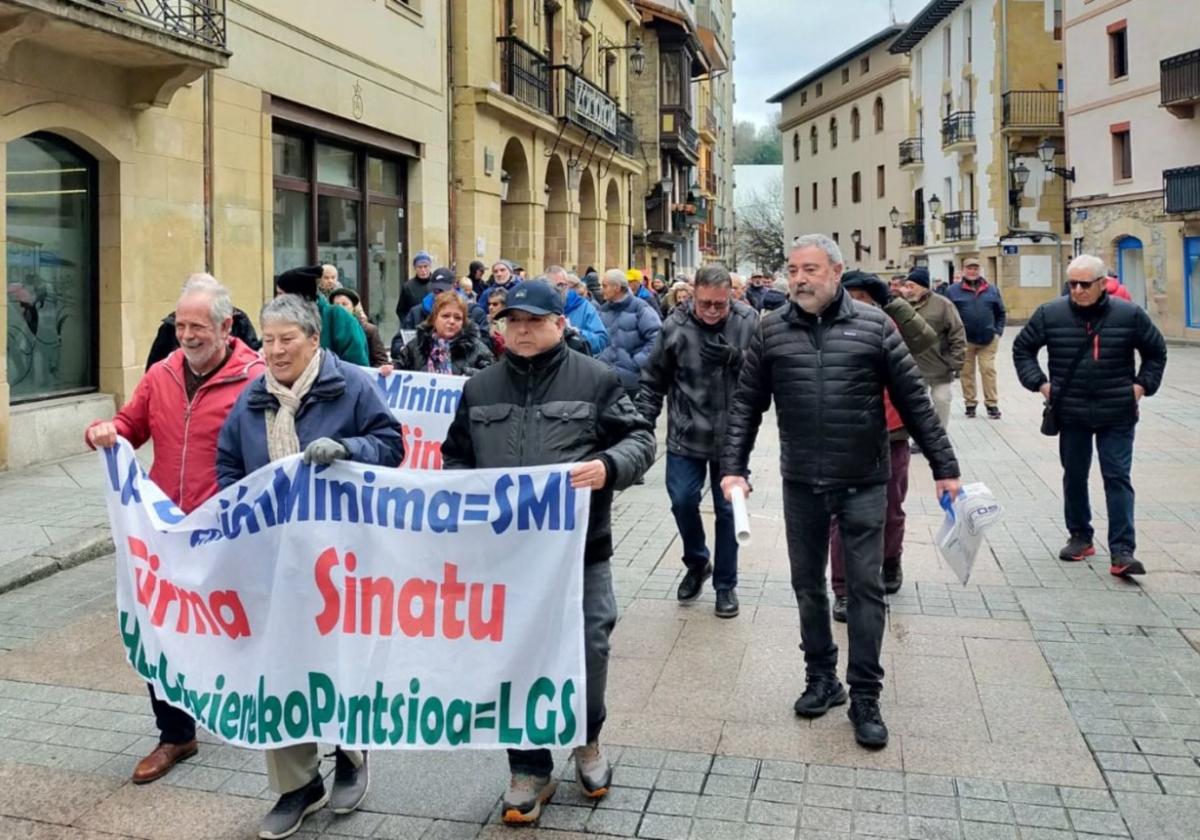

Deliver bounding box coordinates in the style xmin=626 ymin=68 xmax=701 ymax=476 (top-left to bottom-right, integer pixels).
xmin=497 ymin=36 xmax=551 ymax=115
xmin=1001 ymin=91 xmax=1064 ymax=129
xmin=942 ymin=210 xmax=978 ymax=242
xmin=85 ymin=0 xmax=227 ymax=48
xmin=899 ymin=137 xmax=923 ymax=167
xmin=941 ymin=111 xmax=975 ymax=148
xmin=1161 ymin=49 xmax=1200 ymax=116
xmin=1164 ymin=166 xmax=1200 ymax=214
xmin=900 ymin=221 xmax=925 ymax=247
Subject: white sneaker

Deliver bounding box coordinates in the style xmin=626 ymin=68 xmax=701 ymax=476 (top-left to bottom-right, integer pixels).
xmin=501 ymin=773 xmax=556 ymax=824
xmin=573 ymin=742 xmax=612 ymax=798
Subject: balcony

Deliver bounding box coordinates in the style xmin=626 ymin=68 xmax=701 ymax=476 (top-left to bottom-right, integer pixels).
xmin=550 ymin=65 xmax=636 ymax=154
xmin=941 ymin=210 xmax=978 ymax=243
xmin=617 ymin=111 xmax=637 ymax=157
xmin=701 ymin=168 xmax=717 ymax=196
xmin=0 ymin=0 xmax=229 ymax=107
xmin=1161 ymin=49 xmax=1200 ymax=119
xmin=899 ymin=138 xmax=923 ymax=170
xmin=660 ymin=106 xmax=700 ymax=163
xmin=900 ymin=221 xmax=925 ymax=248
xmin=498 ymin=35 xmax=551 ymax=115
xmin=1002 ymin=91 xmax=1064 ymax=132
xmin=941 ymin=111 xmax=976 ymax=152
xmin=700 ymin=106 xmax=718 ymax=141
xmin=1164 ymin=166 xmax=1200 ymax=214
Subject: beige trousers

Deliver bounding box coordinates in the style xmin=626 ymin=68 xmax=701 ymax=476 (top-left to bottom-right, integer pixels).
xmin=265 ymin=745 xmax=363 ymax=795
xmin=929 ymin=381 xmax=953 ymax=430
xmin=961 ymin=337 xmax=1000 ymax=408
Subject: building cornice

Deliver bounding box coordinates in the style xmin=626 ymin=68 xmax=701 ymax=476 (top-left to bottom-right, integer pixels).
xmin=1069 ymin=189 xmax=1163 ymax=208
xmin=778 ymin=65 xmax=909 ymax=131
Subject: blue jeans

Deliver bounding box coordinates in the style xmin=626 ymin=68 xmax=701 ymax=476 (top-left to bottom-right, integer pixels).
xmin=665 ymin=453 xmax=738 ymax=590
xmin=1059 ymin=424 xmax=1136 ymax=555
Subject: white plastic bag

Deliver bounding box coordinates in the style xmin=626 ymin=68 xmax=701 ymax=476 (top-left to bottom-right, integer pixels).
xmin=935 ymin=482 xmax=1003 ymax=585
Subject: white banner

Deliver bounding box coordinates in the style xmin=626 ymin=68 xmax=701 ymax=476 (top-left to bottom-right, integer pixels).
xmin=369 ymin=369 xmax=466 ymax=470
xmin=102 ymin=439 xmax=589 ymax=751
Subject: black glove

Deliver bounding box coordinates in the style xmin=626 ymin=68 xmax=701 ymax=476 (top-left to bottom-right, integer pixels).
xmin=699 ymin=336 xmax=742 ymax=368
xmin=861 ymin=275 xmax=893 ymax=308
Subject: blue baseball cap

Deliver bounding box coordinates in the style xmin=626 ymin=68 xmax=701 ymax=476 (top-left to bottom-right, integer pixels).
xmin=498 ymin=279 xmax=563 ymax=317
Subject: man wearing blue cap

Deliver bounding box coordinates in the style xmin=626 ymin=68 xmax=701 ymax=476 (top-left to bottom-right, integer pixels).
xmin=396 ymin=250 xmax=435 ymax=320
xmin=442 ymin=279 xmax=655 ymax=826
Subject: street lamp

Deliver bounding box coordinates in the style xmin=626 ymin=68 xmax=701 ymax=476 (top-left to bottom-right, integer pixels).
xmin=500 ymin=170 xmax=511 ymax=202
xmin=601 ymin=39 xmax=645 ymax=76
xmin=928 ymin=193 xmax=942 ymax=220
xmin=575 ymin=0 xmax=593 ymax=22
xmin=888 ymin=206 xmax=900 ymax=228
xmin=850 ymin=229 xmax=871 ymax=256
xmin=1037 ymin=139 xmax=1076 ymax=182
xmin=1009 ymin=160 xmax=1030 ymax=226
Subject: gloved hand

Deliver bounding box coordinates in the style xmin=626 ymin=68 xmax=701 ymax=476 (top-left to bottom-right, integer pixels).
xmin=303 ymin=437 xmax=349 ymax=466
xmin=860 ymin=274 xmax=893 ymax=308
xmin=699 ymin=336 xmax=742 ymax=368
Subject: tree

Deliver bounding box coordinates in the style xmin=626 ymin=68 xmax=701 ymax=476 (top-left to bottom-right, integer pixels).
xmin=737 ymin=175 xmax=786 ymax=275
xmin=733 ymin=118 xmax=782 ymax=165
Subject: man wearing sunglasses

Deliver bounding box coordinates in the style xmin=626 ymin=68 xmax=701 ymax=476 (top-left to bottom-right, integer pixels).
xmin=1013 ymin=254 xmax=1167 ymax=578
xmin=637 ymin=265 xmax=758 ymax=618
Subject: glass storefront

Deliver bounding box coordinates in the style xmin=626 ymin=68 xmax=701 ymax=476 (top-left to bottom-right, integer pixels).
xmin=6 ymin=133 xmax=97 ymax=403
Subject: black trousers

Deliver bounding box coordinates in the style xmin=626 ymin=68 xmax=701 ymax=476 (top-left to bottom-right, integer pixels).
xmin=148 ymin=684 xmax=196 ymax=745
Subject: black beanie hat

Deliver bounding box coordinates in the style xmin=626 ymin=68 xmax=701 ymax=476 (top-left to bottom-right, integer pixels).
xmin=905 ymin=267 xmax=931 ymax=289
xmin=275 ymin=265 xmax=323 ymax=301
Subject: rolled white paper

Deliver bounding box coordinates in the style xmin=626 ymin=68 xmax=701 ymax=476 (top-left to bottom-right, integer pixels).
xmin=730 ymin=485 xmax=751 ymax=546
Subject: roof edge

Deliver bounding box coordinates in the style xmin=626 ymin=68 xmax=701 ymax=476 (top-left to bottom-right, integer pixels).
xmin=766 ymin=25 xmax=904 ymax=104
xmin=888 ymin=0 xmax=966 ymax=54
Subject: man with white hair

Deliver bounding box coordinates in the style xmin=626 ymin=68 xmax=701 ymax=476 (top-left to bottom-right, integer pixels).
xmin=598 ymin=268 xmax=661 ymax=398
xmin=720 ymin=234 xmax=961 ymax=750
xmin=85 ymin=274 xmax=264 ymax=783
xmin=1013 ymin=253 xmax=1167 ymax=577
xmin=547 ymin=265 xmax=609 ymax=354
xmin=730 ymin=273 xmax=748 ymax=302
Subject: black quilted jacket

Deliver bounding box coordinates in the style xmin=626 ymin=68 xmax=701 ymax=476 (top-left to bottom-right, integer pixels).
xmin=1012 ymin=294 xmax=1167 ymax=429
xmin=721 ymin=289 xmax=960 ymax=487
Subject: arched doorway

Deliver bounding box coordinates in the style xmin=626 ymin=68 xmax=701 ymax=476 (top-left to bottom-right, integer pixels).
xmin=577 ymin=168 xmax=599 ymax=273
xmin=1116 ymin=236 xmax=1146 ymax=309
xmin=604 ymin=179 xmax=625 ymax=271
xmin=500 ymin=137 xmax=532 ymax=266
xmin=543 ymin=154 xmax=569 ymax=270
xmin=6 ymin=133 xmax=97 ymax=403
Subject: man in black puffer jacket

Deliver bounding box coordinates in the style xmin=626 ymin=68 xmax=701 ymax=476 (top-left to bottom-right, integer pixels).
xmin=442 ymin=280 xmax=655 ymax=826
xmin=1013 ymin=254 xmax=1166 ymax=578
xmin=720 ymin=234 xmax=961 ymax=751
xmin=637 ymin=265 xmax=758 ymax=619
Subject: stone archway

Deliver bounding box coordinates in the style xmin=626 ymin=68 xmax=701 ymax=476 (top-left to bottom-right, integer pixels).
xmin=500 ymin=136 xmax=534 ymax=268
xmin=604 ymin=178 xmax=626 ymax=271
xmin=543 ymin=154 xmax=569 ymax=271
xmin=577 ymin=167 xmax=599 ymax=274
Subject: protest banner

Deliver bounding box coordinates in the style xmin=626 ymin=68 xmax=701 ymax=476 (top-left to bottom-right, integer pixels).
xmin=369 ymin=368 xmax=466 ymax=470
xmin=101 ymin=438 xmax=589 ymax=751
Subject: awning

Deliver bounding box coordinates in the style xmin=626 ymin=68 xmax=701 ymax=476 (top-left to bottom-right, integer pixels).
xmin=697 ymin=26 xmax=728 ymax=74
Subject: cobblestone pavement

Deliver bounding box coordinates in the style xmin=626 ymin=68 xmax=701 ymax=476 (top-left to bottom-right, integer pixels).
xmin=1 ymin=339 xmax=1199 ymax=838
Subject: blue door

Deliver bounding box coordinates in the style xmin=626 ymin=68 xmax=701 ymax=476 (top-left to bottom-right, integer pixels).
xmin=1117 ymin=236 xmax=1146 ymax=309
xmin=1186 ymin=237 xmax=1200 ymax=329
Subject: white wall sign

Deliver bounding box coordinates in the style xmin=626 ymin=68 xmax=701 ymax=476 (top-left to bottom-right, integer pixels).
xmin=1020 ymin=254 xmax=1053 ymax=288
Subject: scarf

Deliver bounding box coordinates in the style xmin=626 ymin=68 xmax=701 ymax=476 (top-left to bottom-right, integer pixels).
xmin=426 ymin=337 xmax=453 ymax=374
xmin=263 ymin=349 xmax=323 ymax=462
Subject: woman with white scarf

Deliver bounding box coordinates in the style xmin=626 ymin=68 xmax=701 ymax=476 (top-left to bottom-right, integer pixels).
xmin=216 ymin=294 xmax=403 ymax=840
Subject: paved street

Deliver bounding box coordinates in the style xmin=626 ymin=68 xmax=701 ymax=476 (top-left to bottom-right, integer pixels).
xmin=1 ymin=339 xmax=1200 ymax=839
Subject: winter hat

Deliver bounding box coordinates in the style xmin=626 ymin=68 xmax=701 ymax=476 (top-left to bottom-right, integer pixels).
xmin=329 ymin=287 xmax=360 ymax=307
xmin=275 ymin=265 xmax=323 ymax=301
xmin=626 ymin=269 xmax=644 ymax=284
xmin=413 ymin=250 xmax=433 ymax=267
xmin=840 ymin=270 xmax=877 ymax=291
xmin=905 ymin=267 xmax=931 ymax=289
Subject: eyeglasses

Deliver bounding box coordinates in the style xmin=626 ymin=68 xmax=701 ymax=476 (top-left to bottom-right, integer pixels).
xmin=695 ymin=299 xmax=730 ymax=311
xmin=1067 ymin=278 xmax=1102 ymax=290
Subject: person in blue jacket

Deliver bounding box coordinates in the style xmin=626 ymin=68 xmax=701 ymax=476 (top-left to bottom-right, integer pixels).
xmin=547 ymin=265 xmax=609 ymax=355
xmin=598 ymin=268 xmax=661 ymax=398
xmin=944 ymin=258 xmax=1007 ymax=419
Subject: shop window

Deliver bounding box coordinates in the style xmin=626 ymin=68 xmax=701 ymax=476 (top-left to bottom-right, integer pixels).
xmin=6 ymin=133 xmax=97 ymax=403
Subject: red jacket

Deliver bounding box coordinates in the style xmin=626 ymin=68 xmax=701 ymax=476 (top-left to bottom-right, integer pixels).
xmin=1106 ymin=278 xmax=1133 ymax=302
xmin=86 ymin=339 xmax=264 ymax=513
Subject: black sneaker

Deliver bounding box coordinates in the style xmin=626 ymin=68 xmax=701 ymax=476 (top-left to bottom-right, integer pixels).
xmin=964 ymin=406 xmax=977 ymax=418
xmin=259 ymin=776 xmax=327 ymax=840
xmin=848 ymin=698 xmax=889 ymax=749
xmin=986 ymin=406 xmax=1002 ymax=419
xmin=1110 ymin=554 xmax=1146 ymax=578
xmin=714 ymin=588 xmax=739 ymax=619
xmin=831 ymin=595 xmax=847 ymax=623
xmin=1058 ymin=536 xmax=1095 ymax=562
xmin=793 ymin=678 xmax=847 ymax=718
xmin=883 ymin=567 xmax=903 ymax=595
xmin=330 ymin=750 xmax=368 ymax=815
xmin=676 ymin=562 xmax=712 ymax=601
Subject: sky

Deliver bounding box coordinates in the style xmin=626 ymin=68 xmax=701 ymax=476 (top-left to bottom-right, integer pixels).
xmin=733 ymin=0 xmax=931 ymax=128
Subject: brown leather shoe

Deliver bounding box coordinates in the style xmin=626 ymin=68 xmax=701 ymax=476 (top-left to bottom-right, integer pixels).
xmin=132 ymin=740 xmax=198 ymax=784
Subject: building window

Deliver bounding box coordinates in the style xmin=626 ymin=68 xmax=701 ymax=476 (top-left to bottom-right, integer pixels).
xmin=831 ymin=177 xmax=838 ymax=207
xmin=272 ymin=127 xmax=409 ymax=337
xmin=861 ymin=56 xmax=870 ymax=74
xmin=816 ymin=82 xmax=823 ymax=97
xmin=800 ymin=90 xmax=807 ymax=105
xmin=662 ymin=53 xmax=683 ymax=106
xmin=850 ymin=108 xmax=861 ymax=141
xmin=811 ymin=182 xmax=818 ymax=210
xmin=794 ymin=186 xmax=800 ymax=213
xmin=5 ymin=132 xmax=97 ymax=403
xmin=842 ymin=67 xmax=850 ymax=84
xmin=964 ymin=8 xmax=973 ymax=63
xmin=793 ymin=131 xmax=800 ymax=161
xmin=877 ymin=164 xmax=886 ymax=197
xmin=943 ymin=27 xmax=952 ymax=76
xmin=1053 ymin=0 xmax=1063 ymax=40
xmin=810 ymin=125 xmax=818 ymax=154
xmin=874 ymin=97 xmax=884 ymax=132
xmin=832 ymin=231 xmax=839 ymax=245
xmin=851 ymin=171 xmax=862 ymax=204
xmin=830 ymin=117 xmax=838 ymax=149
xmin=878 ymin=226 xmax=887 ymax=260
xmin=1108 ymin=22 xmax=1128 ymax=80
xmin=1111 ymin=124 xmax=1132 ymax=180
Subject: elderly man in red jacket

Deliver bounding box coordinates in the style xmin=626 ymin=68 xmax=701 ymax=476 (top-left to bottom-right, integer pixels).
xmin=86 ymin=273 xmax=264 ymax=783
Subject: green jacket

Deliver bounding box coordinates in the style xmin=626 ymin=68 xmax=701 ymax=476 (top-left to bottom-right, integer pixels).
xmin=317 ymin=295 xmax=369 ymax=366
xmin=883 ymin=295 xmax=938 ymax=442
xmin=910 ymin=290 xmax=966 ymax=385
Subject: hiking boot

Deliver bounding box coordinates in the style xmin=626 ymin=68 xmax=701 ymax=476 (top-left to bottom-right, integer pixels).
xmin=986 ymin=405 xmax=1002 ymax=419
xmin=573 ymin=742 xmax=612 ymax=798
xmin=883 ymin=567 xmax=903 ymax=595
xmin=832 ymin=595 xmax=847 ymax=623
xmin=793 ymin=678 xmax=847 ymax=718
xmin=259 ymin=776 xmax=327 ymax=840
xmin=964 ymin=406 xmax=977 ymax=418
xmin=676 ymin=562 xmax=712 ymax=601
xmin=715 ymin=588 xmax=739 ymax=619
xmin=848 ymin=698 xmax=889 ymax=749
xmin=501 ymin=774 xmax=557 ymax=825
xmin=330 ymin=750 xmax=368 ymax=815
xmin=1058 ymin=536 xmax=1096 ymax=562
xmin=1110 ymin=554 xmax=1146 ymax=578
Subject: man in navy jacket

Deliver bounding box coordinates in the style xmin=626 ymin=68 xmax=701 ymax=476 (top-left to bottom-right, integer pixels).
xmin=945 ymin=258 xmax=1006 ymax=418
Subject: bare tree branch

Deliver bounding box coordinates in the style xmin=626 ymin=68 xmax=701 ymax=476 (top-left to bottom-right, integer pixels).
xmin=736 ymin=175 xmax=786 ymax=275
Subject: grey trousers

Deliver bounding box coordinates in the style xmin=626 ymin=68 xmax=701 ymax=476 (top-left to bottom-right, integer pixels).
xmin=266 ymin=745 xmax=363 ymax=795
xmin=508 ymin=560 xmax=618 ymax=776
xmin=929 ymin=381 xmax=953 ymax=431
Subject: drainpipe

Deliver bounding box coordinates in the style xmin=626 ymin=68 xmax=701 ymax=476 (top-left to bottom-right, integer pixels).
xmin=999 ymin=0 xmax=1012 ymax=259
xmin=446 ymin=0 xmax=457 ymax=268
xmin=203 ymin=70 xmax=214 ymax=273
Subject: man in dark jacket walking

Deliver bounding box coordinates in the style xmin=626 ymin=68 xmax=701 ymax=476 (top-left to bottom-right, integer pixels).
xmin=442 ymin=280 xmax=655 ymax=825
xmin=720 ymin=234 xmax=961 ymax=750
xmin=395 ymin=250 xmax=435 ymax=321
xmin=945 ymin=258 xmax=1006 ymax=418
xmin=902 ymin=267 xmax=966 ymax=432
xmin=637 ymin=266 xmax=757 ymax=619
xmin=1013 ymin=254 xmax=1167 ymax=578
